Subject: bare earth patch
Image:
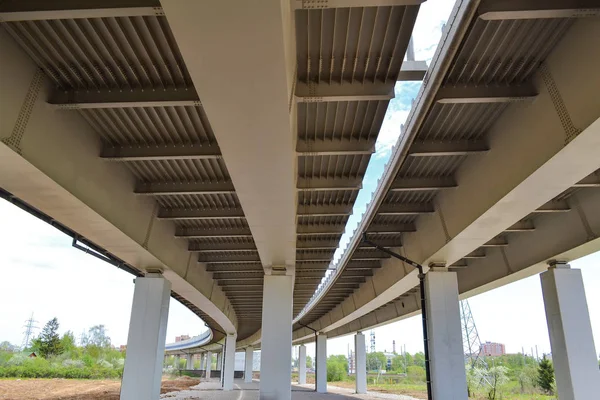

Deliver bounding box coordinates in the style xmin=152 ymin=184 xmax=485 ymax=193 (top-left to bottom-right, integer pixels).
xmin=0 ymin=377 xmax=200 ymax=400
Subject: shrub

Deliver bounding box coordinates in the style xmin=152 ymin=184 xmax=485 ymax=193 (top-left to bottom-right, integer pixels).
xmin=406 ymin=365 xmax=426 ymax=382
xmin=62 ymin=359 xmax=85 ymax=369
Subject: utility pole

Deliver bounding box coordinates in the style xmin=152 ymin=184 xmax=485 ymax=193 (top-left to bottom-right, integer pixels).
xmin=460 ymin=300 xmax=490 ymax=386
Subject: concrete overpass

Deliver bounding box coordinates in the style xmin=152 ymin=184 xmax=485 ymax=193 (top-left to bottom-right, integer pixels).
xmin=1 ymin=0 xmax=599 ymax=399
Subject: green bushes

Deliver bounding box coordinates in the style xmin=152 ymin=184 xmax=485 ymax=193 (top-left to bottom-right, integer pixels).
xmin=0 ymin=351 xmax=123 ymax=379
xmin=326 ymin=355 xmax=349 ymax=382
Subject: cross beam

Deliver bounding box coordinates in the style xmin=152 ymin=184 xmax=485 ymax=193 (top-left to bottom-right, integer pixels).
xmin=389 ymin=177 xmax=457 ymax=191
xmin=101 ymin=144 xmax=221 ymax=161
xmin=297 ymin=140 xmax=375 ymax=156
xmin=478 ymin=0 xmax=600 ymax=20
xmin=0 ymin=0 xmax=163 ymax=21
xmin=408 ymin=140 xmax=489 ymax=157
xmin=135 ymin=181 xmax=235 ymax=195
xmin=297 ymin=177 xmax=362 ymax=191
xmin=378 ymin=203 xmax=434 ymax=215
xmin=175 ymin=227 xmax=253 ymax=238
xmin=49 ymin=88 xmax=200 ymax=109
xmin=297 ymin=203 xmax=353 ymax=217
xmin=158 ymin=208 xmax=244 ymax=220
xmin=435 ymin=84 xmax=537 ymax=104
xmin=291 ymin=0 xmax=425 ymax=10
xmin=295 ymin=82 xmax=394 ymax=103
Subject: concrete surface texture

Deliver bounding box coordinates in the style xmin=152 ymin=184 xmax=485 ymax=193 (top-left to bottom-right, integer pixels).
xmin=160 ymin=380 xmax=419 ymax=400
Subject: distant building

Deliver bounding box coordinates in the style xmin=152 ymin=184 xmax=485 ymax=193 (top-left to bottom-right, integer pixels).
xmin=175 ymin=335 xmax=190 ymax=342
xmin=480 ymin=342 xmax=506 ymax=357
xmin=119 ymin=345 xmax=127 ymax=352
xmin=383 ymin=352 xmax=395 ymax=370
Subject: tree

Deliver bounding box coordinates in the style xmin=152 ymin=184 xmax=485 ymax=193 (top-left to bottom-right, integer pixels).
xmin=366 ymin=352 xmax=387 ymax=372
xmin=306 ymin=355 xmax=313 ymax=369
xmin=326 ymin=355 xmax=348 ymax=382
xmin=413 ymin=352 xmax=425 ymax=368
xmin=391 ymin=355 xmax=405 ymax=372
xmin=34 ymin=318 xmax=63 ymax=358
xmin=485 ymin=366 xmax=509 ymax=400
xmin=87 ymin=325 xmax=111 ymax=348
xmin=537 ymin=356 xmax=554 ymax=394
xmin=0 ymin=341 xmax=17 ymax=352
xmin=61 ymin=331 xmax=77 ymax=353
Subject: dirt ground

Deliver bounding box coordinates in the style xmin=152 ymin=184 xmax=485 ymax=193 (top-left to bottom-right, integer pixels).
xmin=0 ymin=377 xmax=200 ymax=400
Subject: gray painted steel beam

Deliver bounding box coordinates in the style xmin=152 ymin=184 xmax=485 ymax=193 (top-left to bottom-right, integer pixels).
xmin=297 ymin=224 xmax=346 ymax=234
xmin=0 ymin=0 xmax=162 ymax=21
xmin=175 ymin=227 xmax=252 ymax=238
xmin=352 ymin=249 xmax=391 ymax=259
xmin=463 ymin=249 xmax=486 ymax=259
xmin=398 ymin=60 xmax=428 ymax=81
xmin=367 ymin=223 xmax=416 ymax=233
xmin=534 ymin=200 xmax=571 ymax=213
xmin=408 ymin=140 xmax=489 ymax=156
xmin=159 ymin=208 xmax=244 ymax=220
xmin=198 ymin=256 xmax=261 ymax=264
xmin=295 ymin=82 xmax=394 ymax=103
xmin=135 ymin=181 xmax=235 ymax=195
xmin=435 ymin=84 xmax=537 ymax=104
xmin=504 ymin=220 xmax=536 ymax=232
xmin=49 ymin=88 xmax=200 ymax=109
xmin=359 ymin=237 xmax=403 ymax=248
xmin=189 ymin=242 xmax=256 ymax=252
xmin=297 ymin=239 xmax=340 ymax=249
xmin=480 ymin=237 xmax=508 ymax=247
xmin=377 ymin=203 xmax=434 ymax=215
xmin=101 ymin=144 xmax=221 ymax=161
xmin=573 ymin=172 xmax=600 ymax=187
xmin=298 ymin=203 xmax=353 ymax=217
xmin=297 ymin=140 xmax=375 ymax=156
xmin=389 ymin=177 xmax=457 ymax=191
xmin=292 ymin=0 xmax=425 ymax=10
xmin=206 ymin=264 xmax=263 ymax=273
xmin=297 ymin=177 xmax=363 ymax=191
xmin=478 ymin=0 xmax=600 ymax=20
xmin=345 ymin=260 xmax=382 ymax=269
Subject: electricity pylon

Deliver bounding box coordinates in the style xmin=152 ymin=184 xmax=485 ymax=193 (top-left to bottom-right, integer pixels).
xmin=21 ymin=313 xmax=38 ymax=350
xmin=460 ymin=300 xmax=490 ymax=385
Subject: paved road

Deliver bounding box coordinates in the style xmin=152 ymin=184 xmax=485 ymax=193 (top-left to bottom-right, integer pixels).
xmin=161 ymin=379 xmax=419 ymax=400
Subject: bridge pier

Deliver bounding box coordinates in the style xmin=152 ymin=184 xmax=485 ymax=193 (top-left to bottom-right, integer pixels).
xmin=425 ymin=269 xmax=468 ymax=400
xmin=186 ymin=354 xmax=193 ymax=370
xmin=541 ymin=263 xmax=600 ymax=399
xmin=223 ymin=334 xmax=237 ymax=390
xmin=260 ymin=274 xmax=294 ymax=399
xmin=298 ymin=345 xmax=307 ymax=385
xmin=355 ymin=332 xmax=367 ymax=394
xmin=244 ymin=347 xmax=254 ymax=383
xmin=121 ymin=274 xmax=171 ymax=400
xmin=316 ymin=334 xmax=327 ymax=393
xmin=206 ymin=351 xmax=213 ymax=379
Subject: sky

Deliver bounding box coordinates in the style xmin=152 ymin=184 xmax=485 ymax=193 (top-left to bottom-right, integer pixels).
xmin=1 ymin=0 xmax=599 ymax=367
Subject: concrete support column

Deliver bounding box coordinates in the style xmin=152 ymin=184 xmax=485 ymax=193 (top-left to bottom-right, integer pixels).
xmin=223 ymin=334 xmax=237 ymax=391
xmin=259 ymin=273 xmax=294 ymax=400
xmin=355 ymin=332 xmax=367 ymax=394
xmin=121 ymin=274 xmax=171 ymax=400
xmin=541 ymin=263 xmax=600 ymax=400
xmin=424 ymin=269 xmax=468 ymax=399
xmin=244 ymin=347 xmax=254 ymax=383
xmin=298 ymin=345 xmax=307 ymax=385
xmin=186 ymin=354 xmax=193 ymax=370
xmin=316 ymin=333 xmax=327 ymax=393
xmin=206 ymin=351 xmax=213 ymax=379
xmin=216 ymin=352 xmax=222 ymax=370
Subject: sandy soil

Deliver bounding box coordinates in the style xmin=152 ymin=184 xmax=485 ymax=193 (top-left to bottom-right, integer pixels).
xmin=0 ymin=377 xmax=200 ymax=400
